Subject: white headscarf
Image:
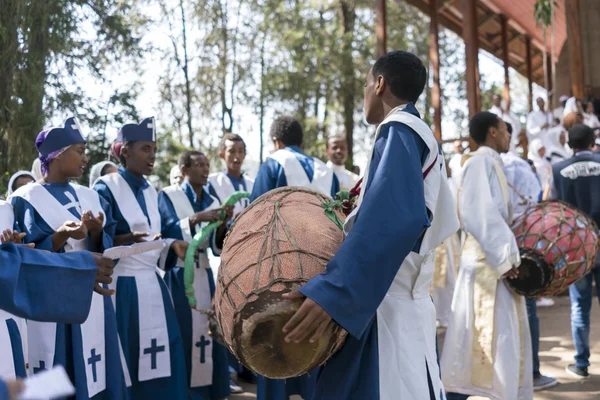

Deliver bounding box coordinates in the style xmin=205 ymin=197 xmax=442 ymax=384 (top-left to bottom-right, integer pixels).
xmin=528 ymin=138 xmax=553 ymax=189
xmin=563 ymin=97 xmax=579 ymax=117
xmin=8 ymin=171 xmax=36 ymax=195
xmin=89 ymin=161 xmax=118 ymax=188
xmin=170 ymin=165 xmax=183 ymax=186
xmin=544 ymin=126 xmax=572 ymax=163
xmin=31 ymin=158 xmax=43 ymax=180
xmin=501 ymin=152 xmax=542 ymax=219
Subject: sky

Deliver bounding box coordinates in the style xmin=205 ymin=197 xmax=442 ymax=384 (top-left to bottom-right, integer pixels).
xmin=50 ymin=1 xmax=547 ymax=177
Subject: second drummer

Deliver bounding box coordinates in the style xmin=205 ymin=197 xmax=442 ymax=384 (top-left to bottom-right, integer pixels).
xmin=440 ymin=111 xmax=533 ymax=399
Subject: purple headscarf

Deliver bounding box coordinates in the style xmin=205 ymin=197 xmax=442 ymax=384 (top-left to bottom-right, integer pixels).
xmin=35 ymin=130 xmax=69 ymax=176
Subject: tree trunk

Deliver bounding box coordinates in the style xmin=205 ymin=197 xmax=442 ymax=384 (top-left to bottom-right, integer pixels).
xmin=259 ymin=29 xmax=266 ymax=164
xmin=179 ymin=0 xmax=194 ymax=146
xmin=338 ymin=0 xmax=356 ymax=169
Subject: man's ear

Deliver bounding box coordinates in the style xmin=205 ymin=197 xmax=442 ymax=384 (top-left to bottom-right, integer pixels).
xmin=219 ymin=149 xmax=225 ymax=160
xmin=375 ymin=75 xmax=385 ymax=96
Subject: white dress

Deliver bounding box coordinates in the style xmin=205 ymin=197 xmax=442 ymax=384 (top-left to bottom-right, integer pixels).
xmin=441 ymin=146 xmax=533 ymax=400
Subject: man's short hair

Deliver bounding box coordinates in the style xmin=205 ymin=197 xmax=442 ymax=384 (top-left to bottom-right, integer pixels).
xmin=505 ymin=121 xmax=513 ymax=135
xmin=270 ymin=116 xmax=303 ymax=147
xmin=179 ymin=150 xmax=205 ymax=170
xmin=469 ymin=111 xmax=500 ymax=145
xmin=372 ymin=51 xmax=427 ymax=103
xmin=568 ymin=124 xmax=595 ymax=150
xmin=219 ymin=133 xmax=246 ymax=152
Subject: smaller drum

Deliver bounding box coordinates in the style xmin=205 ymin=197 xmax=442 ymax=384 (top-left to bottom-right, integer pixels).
xmin=510 ymin=201 xmax=599 ymax=297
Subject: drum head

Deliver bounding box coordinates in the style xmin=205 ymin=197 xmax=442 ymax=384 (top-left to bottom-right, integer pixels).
xmin=506 ymin=250 xmax=553 ymax=297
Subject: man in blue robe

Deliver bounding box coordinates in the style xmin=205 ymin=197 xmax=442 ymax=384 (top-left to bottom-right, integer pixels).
xmin=250 ymin=116 xmax=339 ymax=203
xmin=551 ymin=124 xmax=600 ymax=379
xmin=249 ymin=117 xmax=339 ymax=400
xmin=158 ymin=150 xmax=232 ymax=400
xmin=94 ymin=118 xmax=189 ymax=400
xmin=281 ymin=51 xmax=458 ymax=399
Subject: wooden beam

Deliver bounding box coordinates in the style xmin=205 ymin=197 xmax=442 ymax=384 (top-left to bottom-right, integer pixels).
xmin=462 ymin=0 xmax=480 ymax=120
xmin=566 ymin=0 xmax=584 ymax=98
xmin=546 ymin=54 xmax=554 ymax=106
xmin=430 ymin=0 xmax=442 ymax=142
xmin=477 ymin=11 xmax=496 ymax=28
xmin=508 ymin=32 xmax=522 ymax=46
xmin=500 ymin=14 xmax=510 ymax=109
xmin=376 ymin=0 xmax=387 ymax=58
xmin=526 ymin=36 xmax=533 ymax=113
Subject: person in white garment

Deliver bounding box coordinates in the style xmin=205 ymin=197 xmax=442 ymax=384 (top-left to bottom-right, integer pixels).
xmin=7 ymin=171 xmax=35 ymax=197
xmin=208 ymin=133 xmax=254 ymax=217
xmin=528 ymin=138 xmax=553 ymax=200
xmin=325 ymin=136 xmax=359 ymax=191
xmin=583 ymin=100 xmax=600 ymax=129
xmin=501 ymin=122 xmax=558 ymax=391
xmin=554 ymin=95 xmax=569 ymax=124
xmin=489 ymin=94 xmax=522 ymax=153
xmin=447 ymin=140 xmax=465 ymax=193
xmin=545 ymin=125 xmax=572 ymax=164
xmin=170 ymin=165 xmax=183 ymax=186
xmin=442 ymin=111 xmax=533 ymax=400
xmin=527 ymin=97 xmax=552 ymax=144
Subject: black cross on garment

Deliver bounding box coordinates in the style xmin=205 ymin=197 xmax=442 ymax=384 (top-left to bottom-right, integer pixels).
xmin=33 ymin=360 xmax=46 ymax=374
xmin=144 ymin=338 xmax=165 ymax=370
xmin=195 ymin=335 xmax=210 ymax=364
xmin=88 ymin=348 xmax=102 ymax=382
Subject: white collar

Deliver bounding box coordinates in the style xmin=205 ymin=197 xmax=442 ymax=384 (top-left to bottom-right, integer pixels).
xmin=476 ymin=146 xmax=504 ymax=166
xmin=326 ymin=160 xmax=347 ymax=173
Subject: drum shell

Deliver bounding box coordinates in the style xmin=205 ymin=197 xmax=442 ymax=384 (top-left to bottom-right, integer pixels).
xmin=215 ymin=187 xmax=347 ymax=378
xmin=511 ymin=201 xmax=599 ymax=297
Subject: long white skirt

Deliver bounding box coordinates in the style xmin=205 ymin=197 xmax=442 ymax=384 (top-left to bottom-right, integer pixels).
xmin=440 ymin=259 xmax=534 ymax=400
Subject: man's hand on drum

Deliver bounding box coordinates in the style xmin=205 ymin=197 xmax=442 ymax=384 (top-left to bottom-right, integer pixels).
xmin=502 ymin=266 xmax=519 ymax=280
xmin=281 ymin=290 xmax=333 ymax=344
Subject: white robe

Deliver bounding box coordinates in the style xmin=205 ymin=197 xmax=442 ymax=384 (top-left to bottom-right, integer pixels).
xmin=432 ymin=232 xmax=460 ymax=328
xmin=526 ymin=110 xmax=552 ymax=143
xmin=326 ymin=161 xmax=359 ymax=191
xmin=441 ymin=146 xmax=533 ymax=400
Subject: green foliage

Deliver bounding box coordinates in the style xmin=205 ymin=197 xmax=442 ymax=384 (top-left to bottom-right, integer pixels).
xmin=534 ymin=0 xmax=558 ymax=28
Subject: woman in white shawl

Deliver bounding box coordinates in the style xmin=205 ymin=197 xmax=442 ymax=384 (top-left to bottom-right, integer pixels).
xmin=88 ymin=160 xmax=118 ymax=188
xmin=7 ymin=171 xmax=35 ymax=196
xmin=545 ymin=127 xmax=572 ymax=163
xmin=528 ymin=138 xmax=553 ymax=200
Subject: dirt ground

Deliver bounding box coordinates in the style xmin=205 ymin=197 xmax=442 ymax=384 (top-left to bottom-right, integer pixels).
xmin=231 ymin=296 xmax=600 ymax=399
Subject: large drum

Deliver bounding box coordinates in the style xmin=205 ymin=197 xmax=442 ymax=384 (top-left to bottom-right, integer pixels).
xmin=509 ymin=201 xmax=599 ymax=297
xmin=214 ymin=187 xmax=347 ymax=379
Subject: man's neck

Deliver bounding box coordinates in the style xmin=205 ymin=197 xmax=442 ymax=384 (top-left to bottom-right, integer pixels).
xmin=126 ymin=167 xmax=143 ymax=178
xmin=380 ymin=100 xmax=408 ymax=122
xmin=227 ymin=169 xmax=242 ymax=178
xmin=481 ymin=143 xmax=502 ymax=154
xmin=189 ymin=180 xmax=204 ymax=200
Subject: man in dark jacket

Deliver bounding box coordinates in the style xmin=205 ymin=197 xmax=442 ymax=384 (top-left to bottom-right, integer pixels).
xmin=552 ymin=124 xmax=600 ymax=379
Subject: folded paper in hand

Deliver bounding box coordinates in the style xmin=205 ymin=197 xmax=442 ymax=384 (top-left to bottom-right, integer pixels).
xmin=102 ymin=240 xmax=166 ymax=260
xmin=18 ymin=365 xmax=75 ymax=400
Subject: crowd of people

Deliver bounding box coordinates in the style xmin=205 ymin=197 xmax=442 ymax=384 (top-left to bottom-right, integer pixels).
xmin=1 ymin=49 xmax=599 ymax=400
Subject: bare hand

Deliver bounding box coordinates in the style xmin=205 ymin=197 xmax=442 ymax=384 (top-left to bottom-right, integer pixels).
xmin=57 ymin=221 xmax=88 ymax=240
xmin=171 ymin=240 xmax=189 ymax=260
xmin=192 ymin=209 xmax=222 ymax=224
xmin=92 ymin=253 xmax=115 ymax=296
xmin=131 ymin=231 xmax=151 ymax=243
xmin=5 ymin=379 xmax=25 ymax=400
xmin=81 ymin=210 xmax=104 ymax=234
xmin=221 ymin=206 xmax=234 ymax=225
xmin=502 ymin=266 xmax=519 ymax=280
xmin=1 ymin=229 xmax=26 ymax=245
xmin=282 ymin=290 xmax=333 ymax=344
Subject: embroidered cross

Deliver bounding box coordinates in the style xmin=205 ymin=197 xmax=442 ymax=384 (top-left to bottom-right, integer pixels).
xmin=33 ymin=360 xmax=46 ymax=374
xmin=195 ymin=335 xmax=210 ymax=364
xmin=71 ymin=124 xmax=78 ymax=131
xmin=88 ymin=348 xmax=102 ymax=382
xmin=144 ymin=338 xmax=165 ymax=370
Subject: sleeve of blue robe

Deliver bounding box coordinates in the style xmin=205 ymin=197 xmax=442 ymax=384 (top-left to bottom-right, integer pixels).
xmin=93 ymin=195 xmax=116 ymax=252
xmin=9 ymin=197 xmax=55 ymax=252
xmin=158 ymin=191 xmax=185 ymax=241
xmin=0 ymin=243 xmax=96 ymax=323
xmin=249 ymin=158 xmax=288 ymax=202
xmin=299 ymin=122 xmax=430 ymax=340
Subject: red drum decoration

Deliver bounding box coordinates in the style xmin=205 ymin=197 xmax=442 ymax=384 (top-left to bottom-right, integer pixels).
xmin=510 ymin=201 xmax=599 ymax=297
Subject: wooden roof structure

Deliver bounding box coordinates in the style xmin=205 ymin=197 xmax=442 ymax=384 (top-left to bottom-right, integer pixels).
xmin=399 ymin=0 xmax=567 ymax=88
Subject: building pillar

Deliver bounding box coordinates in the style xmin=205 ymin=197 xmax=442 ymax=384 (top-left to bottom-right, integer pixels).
xmin=430 ymin=0 xmax=442 ymax=141
xmin=376 ymin=0 xmax=387 ymax=58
